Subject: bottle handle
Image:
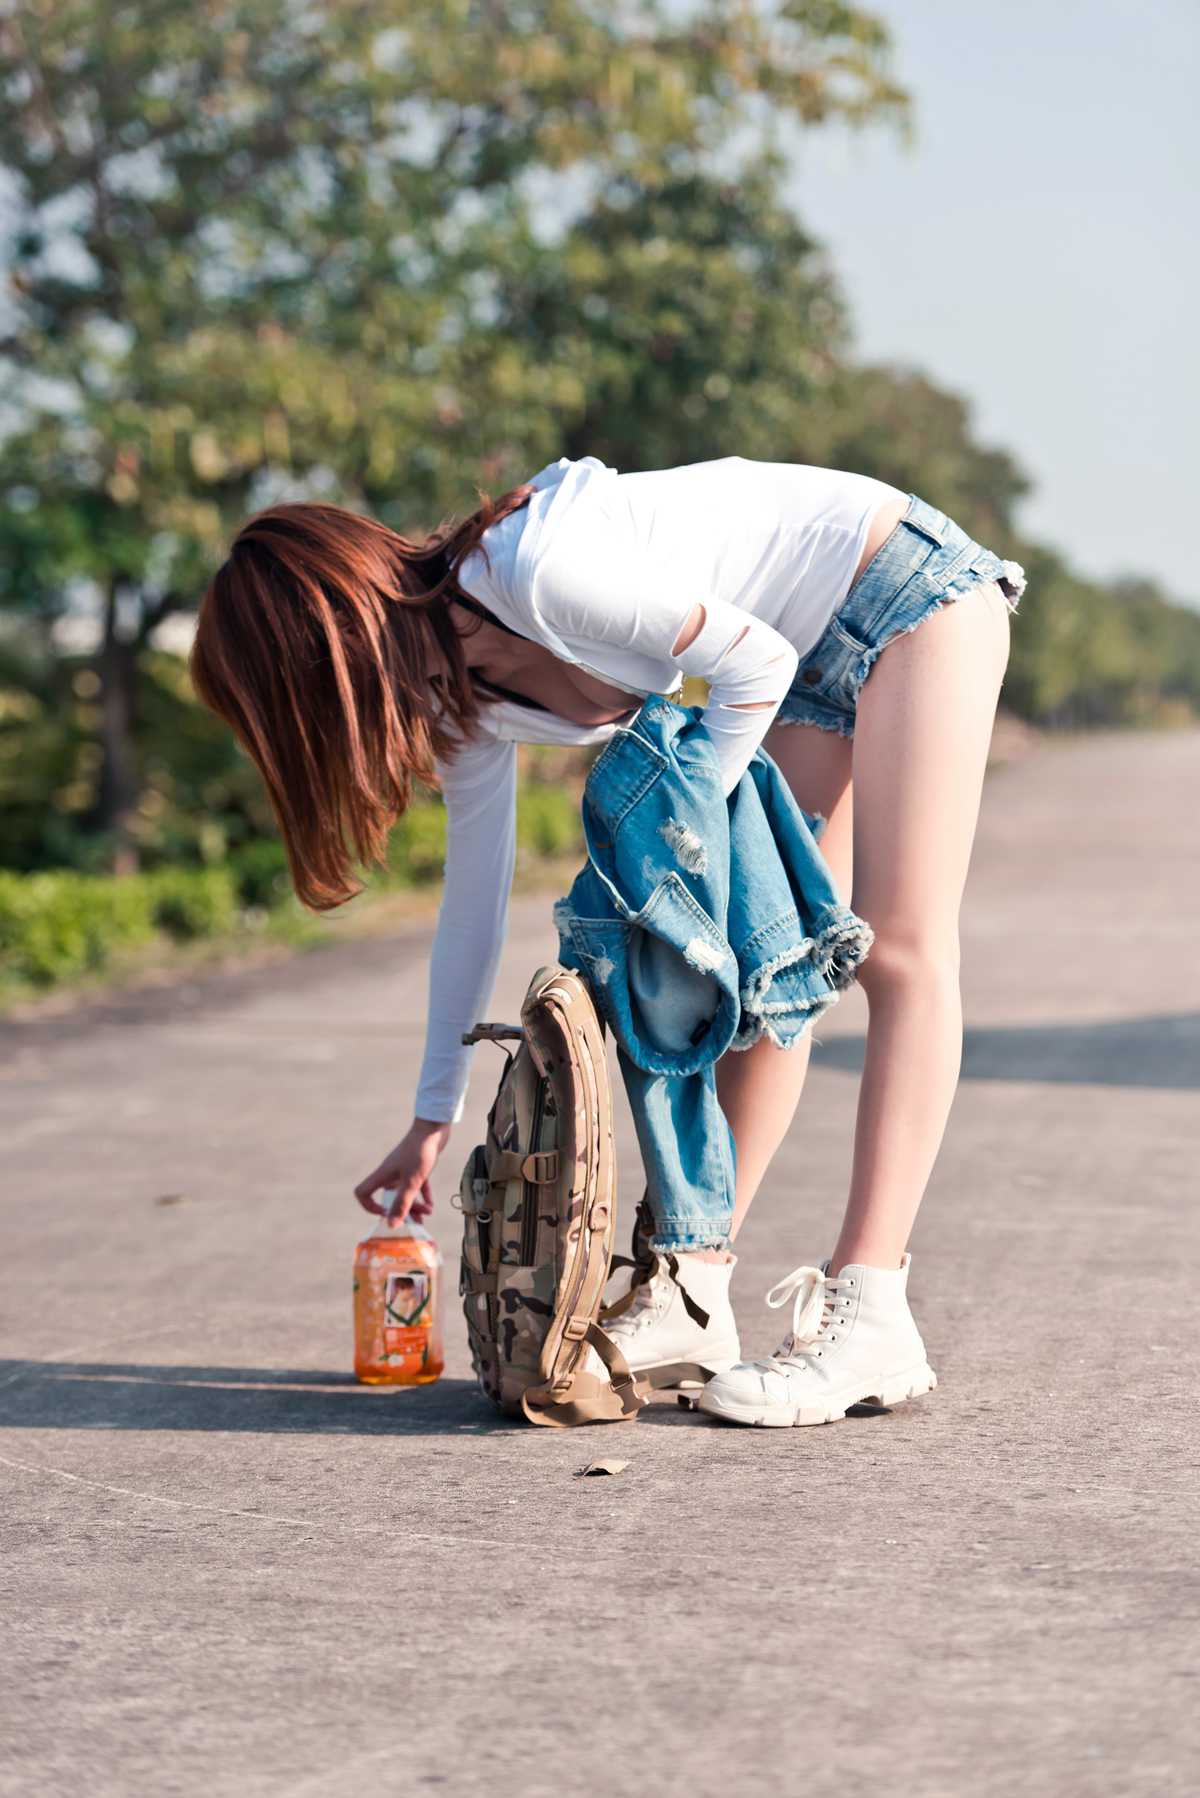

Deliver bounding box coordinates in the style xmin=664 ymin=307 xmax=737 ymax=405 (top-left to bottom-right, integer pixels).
xmin=377 ymin=1192 xmax=429 ymax=1241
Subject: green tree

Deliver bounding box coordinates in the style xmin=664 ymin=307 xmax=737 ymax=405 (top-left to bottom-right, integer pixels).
xmin=0 ymin=0 xmax=905 ymax=865
xmin=1002 ymin=549 xmax=1200 ymax=729
xmin=487 ymin=157 xmax=849 ymax=474
xmin=798 ymin=364 xmax=1030 ymax=544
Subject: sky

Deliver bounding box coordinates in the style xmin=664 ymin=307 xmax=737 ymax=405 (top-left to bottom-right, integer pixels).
xmin=784 ymin=0 xmax=1199 ymax=601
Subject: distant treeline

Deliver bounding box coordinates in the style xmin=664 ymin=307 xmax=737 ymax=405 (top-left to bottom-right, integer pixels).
xmin=792 ymin=367 xmax=1200 ymax=734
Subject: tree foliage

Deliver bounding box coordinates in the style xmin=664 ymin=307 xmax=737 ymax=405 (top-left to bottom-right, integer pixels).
xmin=0 ymin=0 xmax=906 ymax=860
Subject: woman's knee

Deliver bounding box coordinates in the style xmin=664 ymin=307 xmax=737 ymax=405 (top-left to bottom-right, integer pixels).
xmin=857 ymin=925 xmax=961 ymax=1005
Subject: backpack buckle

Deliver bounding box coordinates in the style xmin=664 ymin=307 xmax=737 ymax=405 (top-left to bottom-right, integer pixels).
xmin=521 ymin=1150 xmax=559 ymax=1185
xmin=563 ymin=1316 xmax=589 ymax=1342
xmin=458 ymin=1174 xmax=492 ymax=1216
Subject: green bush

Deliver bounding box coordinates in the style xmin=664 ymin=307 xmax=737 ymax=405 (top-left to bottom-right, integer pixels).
xmin=517 ymin=785 xmax=583 ymax=859
xmin=0 ymin=864 xmax=247 ymax=989
xmin=387 ymin=802 xmax=448 ymax=885
xmin=0 ymin=776 xmax=583 ymax=996
xmin=229 ymin=838 xmax=291 ymax=909
xmin=0 ymin=869 xmax=155 ymax=986
xmin=147 ymin=866 xmax=238 ymax=940
xmin=379 ymin=783 xmax=582 ymax=887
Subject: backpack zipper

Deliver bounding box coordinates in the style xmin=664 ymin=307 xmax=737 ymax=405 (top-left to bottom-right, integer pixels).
xmin=519 ymin=1077 xmax=548 ymax=1265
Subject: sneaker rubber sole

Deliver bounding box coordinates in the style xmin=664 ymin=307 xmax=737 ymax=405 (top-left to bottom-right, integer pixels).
xmin=698 ymin=1360 xmax=938 ymax=1428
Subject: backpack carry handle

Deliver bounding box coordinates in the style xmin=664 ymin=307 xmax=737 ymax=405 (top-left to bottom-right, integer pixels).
xmin=461 ymin=1022 xmax=525 ymax=1045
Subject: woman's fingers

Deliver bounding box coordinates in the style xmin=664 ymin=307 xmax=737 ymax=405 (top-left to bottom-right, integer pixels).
xmin=354 ymin=1131 xmax=446 ymax=1221
xmin=355 ymin=1167 xmax=406 ymax=1215
xmin=384 ymin=1189 xmax=411 ymax=1225
xmin=353 ymin=1164 xmax=386 ymax=1206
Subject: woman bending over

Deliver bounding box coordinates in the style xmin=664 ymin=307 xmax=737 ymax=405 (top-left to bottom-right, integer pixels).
xmin=191 ymin=453 xmax=1023 ymax=1428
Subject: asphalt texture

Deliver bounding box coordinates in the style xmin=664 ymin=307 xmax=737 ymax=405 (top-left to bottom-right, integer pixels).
xmin=2 ymin=728 xmax=1198 ymax=1798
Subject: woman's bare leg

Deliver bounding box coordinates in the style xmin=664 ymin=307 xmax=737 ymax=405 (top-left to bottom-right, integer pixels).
xmin=829 ymin=582 xmax=1011 ymax=1272
xmin=717 ymin=723 xmax=853 ymax=1240
xmin=715 ymin=582 xmax=1010 ymax=1268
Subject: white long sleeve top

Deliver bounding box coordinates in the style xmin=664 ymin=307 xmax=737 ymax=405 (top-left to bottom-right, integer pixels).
xmin=413 ymin=453 xmax=904 ymax=1122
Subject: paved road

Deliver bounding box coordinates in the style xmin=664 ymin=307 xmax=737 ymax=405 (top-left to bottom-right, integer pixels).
xmin=2 ymin=730 xmax=1198 ymax=1798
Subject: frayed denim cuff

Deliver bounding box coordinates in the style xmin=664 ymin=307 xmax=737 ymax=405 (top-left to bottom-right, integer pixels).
xmin=648 ymin=1219 xmax=733 ymax=1254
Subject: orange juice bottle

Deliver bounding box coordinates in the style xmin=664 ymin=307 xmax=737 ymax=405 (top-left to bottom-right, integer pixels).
xmin=353 ymin=1206 xmax=444 ymax=1385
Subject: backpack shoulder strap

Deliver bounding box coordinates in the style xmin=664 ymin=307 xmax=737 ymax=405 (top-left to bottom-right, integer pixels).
xmin=515 ymin=966 xmax=647 ymax=1428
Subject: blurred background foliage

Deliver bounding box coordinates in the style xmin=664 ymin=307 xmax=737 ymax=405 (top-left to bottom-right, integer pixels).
xmin=1 ymin=0 xmax=1197 ymax=989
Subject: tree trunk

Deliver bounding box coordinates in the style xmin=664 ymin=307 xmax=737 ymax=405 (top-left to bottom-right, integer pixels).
xmin=96 ymin=577 xmax=140 ymax=874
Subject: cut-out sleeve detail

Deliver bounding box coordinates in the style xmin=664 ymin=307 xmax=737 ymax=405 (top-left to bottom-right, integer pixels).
xmin=412 ymin=733 xmax=517 ymax=1124
xmin=667 ymin=597 xmax=799 ymax=792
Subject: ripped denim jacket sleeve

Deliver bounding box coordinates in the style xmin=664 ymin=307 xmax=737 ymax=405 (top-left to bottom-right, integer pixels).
xmin=553 ymin=698 xmax=874 ymax=1255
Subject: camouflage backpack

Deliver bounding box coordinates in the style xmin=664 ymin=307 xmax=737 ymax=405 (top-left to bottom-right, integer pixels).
xmin=457 ymin=963 xmax=646 ymax=1427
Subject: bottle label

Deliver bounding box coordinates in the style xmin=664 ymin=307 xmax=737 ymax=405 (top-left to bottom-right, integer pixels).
xmin=384 ymin=1268 xmax=431 ymax=1354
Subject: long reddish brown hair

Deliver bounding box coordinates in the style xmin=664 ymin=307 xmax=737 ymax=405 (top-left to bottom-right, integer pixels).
xmin=190 ymin=482 xmax=534 ymax=910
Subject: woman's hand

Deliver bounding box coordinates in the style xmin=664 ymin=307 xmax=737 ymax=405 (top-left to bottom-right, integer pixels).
xmin=354 ymin=1118 xmax=453 ymax=1224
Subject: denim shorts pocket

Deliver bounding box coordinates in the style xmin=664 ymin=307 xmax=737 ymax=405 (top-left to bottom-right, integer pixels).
xmin=902 ymin=508 xmax=949 ymax=549
xmin=790 ymin=616 xmax=872 ymax=712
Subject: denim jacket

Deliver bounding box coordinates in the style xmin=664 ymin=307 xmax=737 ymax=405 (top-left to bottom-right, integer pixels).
xmin=553 ymin=697 xmax=873 ymax=1253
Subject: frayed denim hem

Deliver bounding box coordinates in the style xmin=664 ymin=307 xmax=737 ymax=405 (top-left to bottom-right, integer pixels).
xmin=860 ymin=571 xmax=1014 ymax=670
xmin=648 ymin=1227 xmax=732 ymax=1254
xmin=773 ymin=704 xmax=855 ymax=740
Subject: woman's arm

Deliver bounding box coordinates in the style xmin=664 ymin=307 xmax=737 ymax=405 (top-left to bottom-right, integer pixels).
xmin=413 ymin=734 xmax=518 ymax=1124
xmin=665 ymin=597 xmax=799 ymax=793
xmin=354 ymin=733 xmax=516 ymax=1220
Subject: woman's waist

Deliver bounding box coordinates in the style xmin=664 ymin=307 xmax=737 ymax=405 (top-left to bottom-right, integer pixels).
xmin=855 ymin=494 xmax=911 ymax=585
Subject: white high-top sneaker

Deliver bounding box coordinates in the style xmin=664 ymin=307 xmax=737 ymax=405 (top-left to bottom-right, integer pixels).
xmin=698 ymin=1254 xmax=936 ymax=1427
xmin=593 ymin=1253 xmax=741 ymax=1389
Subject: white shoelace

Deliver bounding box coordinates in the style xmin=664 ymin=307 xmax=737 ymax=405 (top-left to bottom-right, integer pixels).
xmin=608 ymin=1259 xmax=671 ymax=1335
xmin=753 ymin=1263 xmax=851 ymax=1368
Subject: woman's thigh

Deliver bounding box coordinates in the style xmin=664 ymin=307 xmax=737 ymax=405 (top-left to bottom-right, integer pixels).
xmin=763 ymin=718 xmax=854 ymax=893
xmin=849 ymin=581 xmax=1012 ymax=943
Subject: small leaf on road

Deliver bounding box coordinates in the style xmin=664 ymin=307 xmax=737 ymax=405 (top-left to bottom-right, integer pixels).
xmin=575 ymin=1458 xmax=629 ymax=1477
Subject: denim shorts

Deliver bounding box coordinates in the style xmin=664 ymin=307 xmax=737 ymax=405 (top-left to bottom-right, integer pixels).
xmin=775 ymin=494 xmax=1026 ymax=739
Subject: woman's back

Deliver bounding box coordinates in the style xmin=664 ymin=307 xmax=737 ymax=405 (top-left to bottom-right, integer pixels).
xmin=459 ymin=454 xmax=905 ymax=670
